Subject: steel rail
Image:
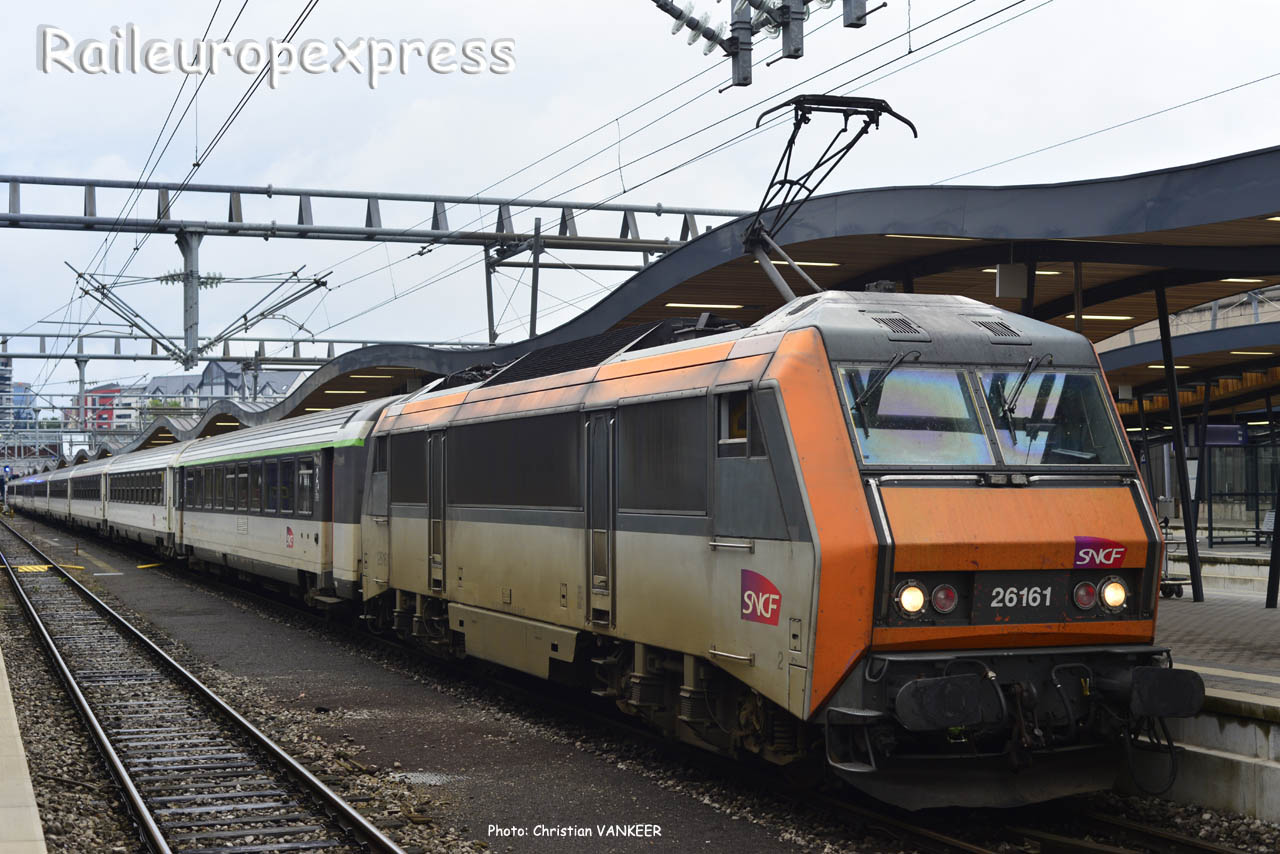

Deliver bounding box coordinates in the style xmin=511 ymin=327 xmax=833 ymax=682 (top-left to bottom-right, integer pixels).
xmin=0 ymin=526 xmax=170 ymax=853
xmin=0 ymin=517 xmax=406 ymax=854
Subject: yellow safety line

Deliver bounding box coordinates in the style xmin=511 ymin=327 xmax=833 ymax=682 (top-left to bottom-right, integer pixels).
xmin=73 ymin=550 xmax=115 ymax=572
xmin=135 ymin=563 xmax=162 ymax=569
xmin=61 ymin=565 xmax=86 ymax=570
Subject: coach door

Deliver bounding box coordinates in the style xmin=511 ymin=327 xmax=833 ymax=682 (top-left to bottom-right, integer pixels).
xmin=586 ymin=412 xmax=615 ymax=626
xmin=427 ymin=432 xmax=446 ymax=594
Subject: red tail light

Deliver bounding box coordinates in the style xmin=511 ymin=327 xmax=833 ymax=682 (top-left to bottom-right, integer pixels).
xmin=1073 ymin=581 xmax=1098 ymax=610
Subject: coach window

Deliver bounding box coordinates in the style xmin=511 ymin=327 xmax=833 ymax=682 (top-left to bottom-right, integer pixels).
xmin=234 ymin=463 xmax=248 ymax=511
xmin=297 ymin=459 xmax=315 ymax=517
xmin=250 ymin=462 xmax=263 ymax=512
xmin=618 ymin=397 xmax=708 ymax=514
xmin=214 ymin=465 xmax=225 ymax=509
xmin=204 ymin=467 xmax=215 ymax=508
xmin=223 ymin=468 xmax=235 ymax=510
xmin=280 ymin=459 xmax=295 ymax=514
xmin=265 ymin=460 xmax=279 ymax=513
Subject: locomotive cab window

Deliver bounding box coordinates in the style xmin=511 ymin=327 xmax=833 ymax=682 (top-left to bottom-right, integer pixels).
xmin=716 ymin=390 xmax=766 ymax=458
xmin=840 ymin=365 xmax=994 ymax=467
xmin=979 ymin=369 xmax=1127 ymax=466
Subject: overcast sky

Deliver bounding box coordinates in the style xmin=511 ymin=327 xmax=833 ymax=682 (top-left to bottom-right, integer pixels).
xmin=3 ymin=0 xmax=1277 ymax=405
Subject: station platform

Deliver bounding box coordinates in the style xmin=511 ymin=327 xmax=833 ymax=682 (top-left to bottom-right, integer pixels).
xmin=0 ymin=646 xmax=48 ymax=853
xmin=1157 ymin=590 xmax=1280 ymax=706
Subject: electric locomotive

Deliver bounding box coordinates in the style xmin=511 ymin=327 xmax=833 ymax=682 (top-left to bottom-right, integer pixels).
xmin=6 ymin=290 xmax=1202 ymax=808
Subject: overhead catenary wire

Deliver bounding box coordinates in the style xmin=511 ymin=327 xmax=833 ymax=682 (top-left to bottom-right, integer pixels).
xmin=32 ymin=0 xmax=254 ymax=398
xmin=933 ymin=66 xmax=1280 ymax=184
xmin=279 ymin=0 xmax=993 ymax=350
xmin=284 ymin=0 xmax=1051 ymax=350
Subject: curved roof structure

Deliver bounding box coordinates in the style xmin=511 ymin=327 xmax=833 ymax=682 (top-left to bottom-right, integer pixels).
xmin=79 ymin=144 xmax=1280 ymax=461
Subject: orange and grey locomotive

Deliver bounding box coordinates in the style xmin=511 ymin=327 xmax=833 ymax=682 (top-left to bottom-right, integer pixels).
xmin=7 ymin=291 xmax=1202 ymax=807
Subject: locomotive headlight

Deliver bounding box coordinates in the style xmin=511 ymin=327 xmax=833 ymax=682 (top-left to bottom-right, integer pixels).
xmin=895 ymin=581 xmax=927 ymax=617
xmin=1099 ymin=577 xmax=1128 ymax=612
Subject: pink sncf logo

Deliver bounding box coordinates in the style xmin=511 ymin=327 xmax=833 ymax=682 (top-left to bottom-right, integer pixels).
xmin=741 ymin=569 xmax=782 ymax=626
xmin=1074 ymin=536 xmax=1126 ymax=569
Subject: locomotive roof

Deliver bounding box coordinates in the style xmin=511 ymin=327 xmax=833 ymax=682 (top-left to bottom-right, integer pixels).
xmin=753 ymin=292 xmax=1100 ymax=368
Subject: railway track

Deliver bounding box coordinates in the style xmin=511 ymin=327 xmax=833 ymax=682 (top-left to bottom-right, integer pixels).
xmin=3 ymin=513 xmax=1259 ymax=854
xmin=0 ymin=516 xmax=405 ymax=854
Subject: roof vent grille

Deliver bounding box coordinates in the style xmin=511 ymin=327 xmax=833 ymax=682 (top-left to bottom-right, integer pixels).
xmin=972 ymin=319 xmax=1021 ymax=338
xmin=866 ymin=312 xmax=931 ymax=342
xmin=872 ymin=315 xmax=920 ymax=335
xmin=965 ymin=314 xmax=1031 ymax=345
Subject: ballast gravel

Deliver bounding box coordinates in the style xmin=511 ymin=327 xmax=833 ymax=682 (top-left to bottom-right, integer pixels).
xmin=0 ymin=583 xmax=139 ymax=853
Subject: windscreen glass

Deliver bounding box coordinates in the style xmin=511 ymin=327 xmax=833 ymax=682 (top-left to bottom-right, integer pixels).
xmin=840 ymin=367 xmax=994 ymax=466
xmin=979 ymin=370 xmax=1127 ymax=466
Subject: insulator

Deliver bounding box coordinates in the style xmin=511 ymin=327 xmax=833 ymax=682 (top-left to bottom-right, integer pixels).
xmin=671 ymin=2 xmax=695 ymax=34
xmin=703 ymin=22 xmax=727 ymax=54
xmin=687 ymin=12 xmax=711 ymax=45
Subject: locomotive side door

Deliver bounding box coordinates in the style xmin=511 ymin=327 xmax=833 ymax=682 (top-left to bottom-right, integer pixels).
xmin=427 ymin=432 xmax=446 ymax=594
xmin=586 ymin=412 xmax=615 ymax=626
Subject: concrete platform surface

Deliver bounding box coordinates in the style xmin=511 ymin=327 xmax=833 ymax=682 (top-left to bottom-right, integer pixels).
xmin=0 ymin=646 xmax=48 ymax=854
xmin=1157 ymin=591 xmax=1280 ymax=701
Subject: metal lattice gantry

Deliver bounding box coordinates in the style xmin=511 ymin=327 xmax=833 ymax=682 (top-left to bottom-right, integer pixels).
xmin=1 ymin=173 xmax=750 ymax=367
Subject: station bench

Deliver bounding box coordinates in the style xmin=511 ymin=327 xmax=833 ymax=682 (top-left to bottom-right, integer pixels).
xmin=1252 ymin=510 xmax=1276 ymax=546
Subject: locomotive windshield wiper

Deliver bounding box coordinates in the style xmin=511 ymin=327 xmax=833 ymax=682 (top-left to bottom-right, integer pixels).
xmin=999 ymin=352 xmax=1054 ymax=445
xmin=853 ymin=350 xmax=920 ymax=436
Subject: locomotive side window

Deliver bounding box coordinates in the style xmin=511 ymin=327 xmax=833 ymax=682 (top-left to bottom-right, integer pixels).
xmin=448 ymin=414 xmax=581 ymax=509
xmin=979 ymin=370 xmax=1127 ymax=466
xmin=618 ymin=397 xmax=708 ymax=514
xmin=372 ymin=435 xmax=388 ymax=473
xmin=716 ymin=391 xmax=766 ymax=459
xmin=840 ymin=366 xmax=994 ymax=467
xmin=389 ymin=432 xmax=427 ymax=504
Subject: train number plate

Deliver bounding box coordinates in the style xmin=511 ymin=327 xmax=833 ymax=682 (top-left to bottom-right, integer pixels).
xmin=971 ymin=570 xmax=1070 ymax=624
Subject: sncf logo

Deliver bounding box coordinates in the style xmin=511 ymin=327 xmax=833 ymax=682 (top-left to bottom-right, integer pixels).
xmin=1074 ymin=536 xmax=1126 ymax=569
xmin=741 ymin=569 xmax=781 ymax=626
